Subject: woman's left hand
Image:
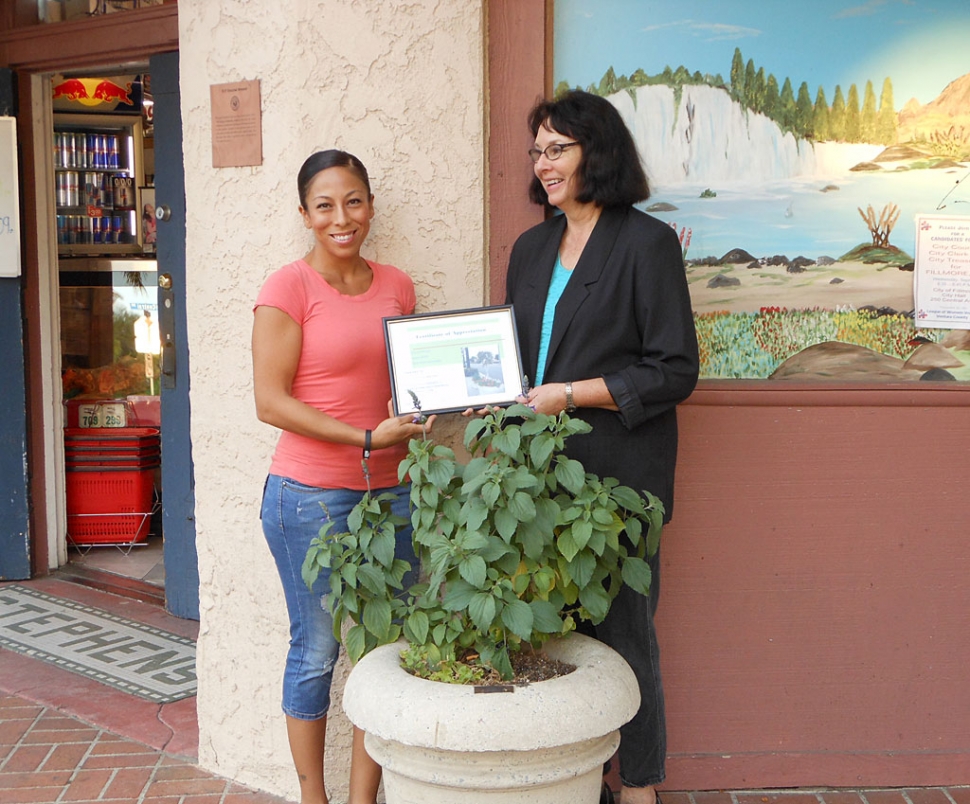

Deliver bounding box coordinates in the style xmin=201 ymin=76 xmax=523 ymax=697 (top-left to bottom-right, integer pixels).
xmin=371 ymin=402 xmax=436 ymax=449
xmin=518 ymin=383 xmax=569 ymax=415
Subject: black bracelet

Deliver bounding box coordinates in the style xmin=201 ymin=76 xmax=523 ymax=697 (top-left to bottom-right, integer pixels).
xmin=363 ymin=429 xmax=372 ymax=460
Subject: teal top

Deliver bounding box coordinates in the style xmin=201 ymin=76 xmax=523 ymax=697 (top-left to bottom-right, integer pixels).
xmin=533 ymin=254 xmax=573 ymax=387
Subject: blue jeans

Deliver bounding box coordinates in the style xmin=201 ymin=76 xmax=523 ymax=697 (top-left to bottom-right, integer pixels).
xmin=260 ymin=475 xmax=416 ymax=720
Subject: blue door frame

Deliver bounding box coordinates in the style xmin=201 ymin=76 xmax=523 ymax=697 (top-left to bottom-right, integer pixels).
xmin=0 ymin=279 xmax=30 ymax=581
xmin=0 ymin=67 xmax=30 ymax=581
xmin=152 ymin=51 xmax=199 ymax=620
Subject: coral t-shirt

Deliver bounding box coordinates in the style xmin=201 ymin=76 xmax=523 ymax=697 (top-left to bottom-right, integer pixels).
xmin=254 ymin=258 xmax=416 ymax=490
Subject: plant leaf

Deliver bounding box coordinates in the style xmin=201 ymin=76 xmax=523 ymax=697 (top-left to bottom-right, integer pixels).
xmin=404 ymin=610 xmax=430 ymax=646
xmin=578 ymin=581 xmax=611 ymax=622
xmin=494 ymin=506 xmax=518 ymax=542
xmin=610 ymin=484 xmax=646 ymax=513
xmin=427 ymin=457 xmax=456 ymax=489
xmin=370 ymin=531 xmax=395 ymax=568
xmin=500 ymin=597 xmax=534 ymax=640
xmin=621 ymin=556 xmax=653 ymax=596
xmin=362 ymin=597 xmax=392 ymax=640
xmin=463 ymin=416 xmax=488 ymax=448
xmin=568 ymin=550 xmax=596 ymax=588
xmin=508 ymin=491 xmax=536 ymax=522
xmin=556 ymin=528 xmax=580 ymax=562
xmin=529 ymin=432 xmax=556 ymax=467
xmin=468 ymin=592 xmax=498 ymax=632
xmin=555 ymin=458 xmax=586 ymax=494
xmin=571 ymin=518 xmax=593 ymax=548
xmin=345 ymin=624 xmax=368 ymax=662
xmin=442 ymin=579 xmax=478 ymax=611
xmin=529 ymin=598 xmax=564 ymax=633
xmin=459 ymin=555 xmax=487 ymax=588
xmin=357 ymin=563 xmax=388 ymax=596
xmin=492 ymin=427 xmax=521 ymax=457
xmin=517 ymin=519 xmax=548 ymax=561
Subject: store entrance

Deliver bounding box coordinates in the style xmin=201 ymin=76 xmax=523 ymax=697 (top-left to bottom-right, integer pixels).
xmin=52 ymin=53 xmax=198 ymax=619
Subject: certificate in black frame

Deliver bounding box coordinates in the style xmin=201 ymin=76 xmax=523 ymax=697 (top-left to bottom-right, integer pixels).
xmin=383 ymin=304 xmax=526 ymax=416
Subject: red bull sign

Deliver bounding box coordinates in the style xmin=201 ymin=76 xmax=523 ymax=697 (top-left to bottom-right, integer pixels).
xmin=52 ymin=75 xmax=143 ymax=114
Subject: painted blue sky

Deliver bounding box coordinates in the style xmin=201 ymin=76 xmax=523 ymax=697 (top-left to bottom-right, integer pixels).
xmin=554 ymin=0 xmax=970 ymax=107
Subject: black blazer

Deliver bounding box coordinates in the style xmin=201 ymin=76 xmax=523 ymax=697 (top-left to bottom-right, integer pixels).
xmin=505 ymin=205 xmax=699 ymax=522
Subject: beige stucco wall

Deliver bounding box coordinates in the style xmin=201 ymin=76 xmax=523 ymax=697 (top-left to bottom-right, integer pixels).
xmin=176 ymin=1 xmax=486 ymax=800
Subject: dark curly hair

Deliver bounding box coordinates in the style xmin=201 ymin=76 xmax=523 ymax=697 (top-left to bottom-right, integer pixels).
xmin=527 ymin=90 xmax=650 ymax=209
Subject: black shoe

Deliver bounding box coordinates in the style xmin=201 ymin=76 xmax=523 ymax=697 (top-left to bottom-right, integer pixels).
xmin=600 ymin=782 xmax=616 ymax=804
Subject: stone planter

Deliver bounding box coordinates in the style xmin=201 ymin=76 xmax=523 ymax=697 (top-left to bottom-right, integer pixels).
xmin=343 ymin=633 xmax=640 ymax=803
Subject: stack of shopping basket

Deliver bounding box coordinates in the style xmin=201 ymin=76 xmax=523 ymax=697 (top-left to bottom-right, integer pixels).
xmin=64 ymin=427 xmax=160 ymax=546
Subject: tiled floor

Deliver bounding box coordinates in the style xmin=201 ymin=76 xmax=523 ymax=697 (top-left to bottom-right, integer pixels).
xmin=0 ymin=696 xmax=290 ymax=804
xmin=67 ymin=534 xmax=165 ymax=587
xmin=0 ymin=577 xmax=289 ymax=804
xmin=2 ymin=577 xmax=969 ymax=804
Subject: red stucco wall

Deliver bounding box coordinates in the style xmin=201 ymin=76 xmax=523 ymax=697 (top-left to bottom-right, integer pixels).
xmin=489 ymin=1 xmax=970 ymax=790
xmin=658 ymin=387 xmax=970 ymax=788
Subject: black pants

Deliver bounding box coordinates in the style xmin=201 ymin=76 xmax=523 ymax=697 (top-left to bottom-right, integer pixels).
xmin=578 ymin=546 xmax=665 ymax=788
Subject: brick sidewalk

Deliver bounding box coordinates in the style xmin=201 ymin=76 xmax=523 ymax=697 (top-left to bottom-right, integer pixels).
xmin=0 ymin=694 xmax=291 ymax=804
xmin=5 ymin=690 xmax=969 ymax=804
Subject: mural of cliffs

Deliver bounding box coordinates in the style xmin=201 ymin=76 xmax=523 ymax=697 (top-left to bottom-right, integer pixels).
xmin=612 ymin=84 xmax=819 ymax=187
xmin=554 ymin=0 xmax=970 ymax=381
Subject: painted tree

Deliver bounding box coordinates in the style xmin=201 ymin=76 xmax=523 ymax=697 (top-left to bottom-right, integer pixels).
xmin=795 ymin=81 xmax=814 ymax=138
xmin=877 ymin=77 xmax=898 ymax=145
xmin=861 ymin=80 xmax=878 ymax=143
xmin=744 ymin=59 xmax=756 ymax=108
xmin=779 ymin=77 xmax=796 ymax=131
xmin=845 ymin=84 xmax=861 ymax=142
xmin=765 ymin=74 xmax=780 ymax=122
xmin=830 ymin=85 xmax=847 ymax=141
xmin=598 ymin=66 xmax=618 ymax=96
xmin=814 ymin=86 xmax=831 ymax=141
xmin=730 ymin=47 xmax=745 ymax=103
xmin=858 ymin=203 xmax=900 ymax=248
xmin=752 ymin=67 xmax=766 ymax=114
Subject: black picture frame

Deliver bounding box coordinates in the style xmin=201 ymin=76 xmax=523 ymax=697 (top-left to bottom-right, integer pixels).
xmin=384 ymin=304 xmax=526 ymax=416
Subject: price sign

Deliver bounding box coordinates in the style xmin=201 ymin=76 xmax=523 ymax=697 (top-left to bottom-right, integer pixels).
xmin=78 ymin=402 xmax=128 ymax=428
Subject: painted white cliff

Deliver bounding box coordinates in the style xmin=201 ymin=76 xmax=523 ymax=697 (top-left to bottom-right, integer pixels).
xmin=610 ymin=84 xmax=818 ymax=188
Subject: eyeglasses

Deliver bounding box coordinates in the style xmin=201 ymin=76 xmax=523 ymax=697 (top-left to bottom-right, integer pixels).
xmin=527 ymin=142 xmax=580 ymax=163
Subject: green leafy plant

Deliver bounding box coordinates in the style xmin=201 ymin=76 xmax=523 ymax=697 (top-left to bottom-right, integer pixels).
xmin=302 ymin=404 xmax=664 ymax=682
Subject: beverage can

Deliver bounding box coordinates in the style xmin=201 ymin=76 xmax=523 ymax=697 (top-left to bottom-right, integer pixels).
xmin=66 ymin=171 xmax=79 ymax=207
xmin=91 ymin=216 xmax=102 ymax=244
xmin=102 ymin=214 xmax=114 ymax=244
xmin=113 ymin=215 xmax=124 ymax=243
xmin=101 ymin=173 xmax=114 ymax=208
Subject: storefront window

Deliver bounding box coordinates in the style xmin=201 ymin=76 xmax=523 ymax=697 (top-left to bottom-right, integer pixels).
xmin=38 ymin=1 xmax=165 ymax=25
xmin=60 ymin=265 xmax=159 ymax=403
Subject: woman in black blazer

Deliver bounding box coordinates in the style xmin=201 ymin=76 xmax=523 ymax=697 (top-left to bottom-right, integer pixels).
xmin=507 ymin=90 xmax=699 ymax=804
